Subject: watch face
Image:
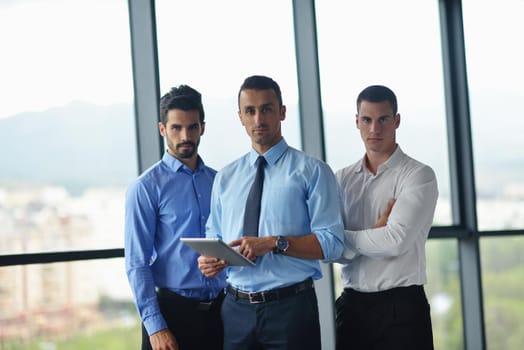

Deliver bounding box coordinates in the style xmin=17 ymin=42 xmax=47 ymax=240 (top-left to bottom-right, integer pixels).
xmin=277 ymin=236 xmax=288 ymax=251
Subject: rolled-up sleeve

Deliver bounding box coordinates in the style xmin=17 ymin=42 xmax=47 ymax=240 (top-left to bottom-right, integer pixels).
xmin=309 ymin=162 xmax=345 ymax=261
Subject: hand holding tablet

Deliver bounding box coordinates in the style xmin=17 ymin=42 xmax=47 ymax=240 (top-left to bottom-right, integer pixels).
xmin=181 ymin=238 xmax=256 ymax=266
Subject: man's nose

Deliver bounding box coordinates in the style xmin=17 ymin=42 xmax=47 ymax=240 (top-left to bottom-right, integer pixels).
xmin=369 ymin=120 xmax=381 ymax=133
xmin=254 ymin=111 xmax=264 ymax=124
xmin=180 ymin=127 xmax=190 ymax=140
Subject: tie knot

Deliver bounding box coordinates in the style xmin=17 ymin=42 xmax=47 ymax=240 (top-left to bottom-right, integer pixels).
xmin=257 ymin=156 xmax=266 ymax=168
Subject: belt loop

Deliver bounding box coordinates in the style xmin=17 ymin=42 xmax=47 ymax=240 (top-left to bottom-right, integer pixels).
xmin=232 ymin=287 xmax=239 ymax=301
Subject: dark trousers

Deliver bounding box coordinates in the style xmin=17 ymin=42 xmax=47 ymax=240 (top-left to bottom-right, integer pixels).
xmin=221 ymin=285 xmax=321 ymax=350
xmin=141 ymin=289 xmax=224 ymax=350
xmin=335 ymin=285 xmax=434 ymax=350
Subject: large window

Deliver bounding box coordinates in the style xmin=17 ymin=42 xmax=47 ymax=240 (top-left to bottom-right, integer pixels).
xmin=2 ymin=1 xmax=523 ymax=349
xmin=0 ymin=0 xmax=138 ymax=347
xmin=315 ymin=0 xmax=451 ymax=226
xmin=155 ymin=0 xmax=301 ymax=170
xmin=0 ymin=0 xmax=137 ymax=254
xmin=425 ymin=240 xmax=463 ymax=349
xmin=463 ymin=0 xmax=524 ymax=232
xmin=0 ymin=260 xmax=139 ymax=349
xmin=463 ymin=1 xmax=524 ymax=349
xmin=316 ymin=1 xmax=459 ymax=348
xmin=479 ymin=237 xmax=524 ymax=349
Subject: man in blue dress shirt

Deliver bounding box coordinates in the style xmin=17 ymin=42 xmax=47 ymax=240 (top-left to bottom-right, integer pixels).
xmin=125 ymin=85 xmax=226 ymax=350
xmin=198 ymin=75 xmax=345 ymax=350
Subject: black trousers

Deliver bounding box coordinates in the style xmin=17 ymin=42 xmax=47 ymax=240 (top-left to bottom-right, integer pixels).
xmin=335 ymin=285 xmax=434 ymax=350
xmin=141 ymin=289 xmax=224 ymax=350
xmin=221 ymin=283 xmax=321 ymax=350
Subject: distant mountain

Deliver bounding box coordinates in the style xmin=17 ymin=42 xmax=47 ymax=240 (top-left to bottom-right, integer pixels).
xmin=1 ymin=91 xmax=522 ymax=198
xmin=0 ymin=102 xmax=137 ymax=195
xmin=0 ymin=99 xmax=299 ymax=196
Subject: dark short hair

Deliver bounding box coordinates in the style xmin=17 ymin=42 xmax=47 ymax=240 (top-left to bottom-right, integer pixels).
xmin=159 ymin=85 xmax=205 ymax=124
xmin=356 ymin=85 xmax=398 ymax=115
xmin=237 ymin=75 xmax=283 ymax=109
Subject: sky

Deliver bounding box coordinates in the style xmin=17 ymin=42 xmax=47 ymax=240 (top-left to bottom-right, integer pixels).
xmin=0 ymin=0 xmax=133 ymax=119
xmin=0 ymin=0 xmax=522 ymax=197
xmin=1 ymin=0 xmax=523 ymax=119
xmin=0 ymin=0 xmax=299 ymax=119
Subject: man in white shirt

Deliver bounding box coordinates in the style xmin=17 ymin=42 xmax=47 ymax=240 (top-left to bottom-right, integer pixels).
xmin=335 ymin=85 xmax=438 ymax=350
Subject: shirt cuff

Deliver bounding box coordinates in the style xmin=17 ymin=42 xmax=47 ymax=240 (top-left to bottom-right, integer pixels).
xmin=143 ymin=313 xmax=168 ymax=336
xmin=342 ymin=230 xmax=359 ymax=259
xmin=343 ymin=244 xmax=358 ymax=260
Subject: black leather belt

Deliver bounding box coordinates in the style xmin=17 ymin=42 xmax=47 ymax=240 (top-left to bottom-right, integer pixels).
xmin=227 ymin=278 xmax=314 ymax=304
xmin=157 ymin=288 xmax=223 ymax=311
xmin=343 ymin=285 xmax=424 ymax=300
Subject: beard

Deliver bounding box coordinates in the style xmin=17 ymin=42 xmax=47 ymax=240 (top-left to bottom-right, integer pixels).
xmin=172 ymin=141 xmax=199 ymax=159
xmin=174 ymin=141 xmax=197 ymax=159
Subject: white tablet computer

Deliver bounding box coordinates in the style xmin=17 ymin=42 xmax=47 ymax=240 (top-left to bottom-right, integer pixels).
xmin=181 ymin=237 xmax=256 ymax=267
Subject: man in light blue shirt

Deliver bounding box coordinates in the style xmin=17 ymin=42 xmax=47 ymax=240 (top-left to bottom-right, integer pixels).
xmin=198 ymin=75 xmax=344 ymax=350
xmin=125 ymin=85 xmax=226 ymax=350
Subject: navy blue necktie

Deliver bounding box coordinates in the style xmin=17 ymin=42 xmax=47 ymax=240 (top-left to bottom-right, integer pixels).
xmin=243 ymin=156 xmax=266 ymax=237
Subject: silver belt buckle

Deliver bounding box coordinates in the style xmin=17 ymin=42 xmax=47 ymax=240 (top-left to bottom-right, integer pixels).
xmin=248 ymin=291 xmax=266 ymax=304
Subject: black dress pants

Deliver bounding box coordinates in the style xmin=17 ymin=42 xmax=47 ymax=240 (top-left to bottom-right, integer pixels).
xmin=141 ymin=289 xmax=224 ymax=350
xmin=221 ymin=282 xmax=321 ymax=350
xmin=335 ymin=285 xmax=434 ymax=350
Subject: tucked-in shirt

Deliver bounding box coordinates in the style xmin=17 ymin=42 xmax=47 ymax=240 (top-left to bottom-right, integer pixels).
xmin=207 ymin=138 xmax=345 ymax=292
xmin=336 ymin=146 xmax=438 ymax=292
xmin=125 ymin=152 xmax=226 ymax=336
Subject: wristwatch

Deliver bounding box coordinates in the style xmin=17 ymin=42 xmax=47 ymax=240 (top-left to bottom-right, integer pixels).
xmin=274 ymin=235 xmax=289 ymax=254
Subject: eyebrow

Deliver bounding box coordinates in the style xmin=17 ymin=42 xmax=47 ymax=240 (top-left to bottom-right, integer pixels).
xmin=171 ymin=122 xmax=200 ymax=127
xmin=359 ymin=114 xmax=391 ymax=119
xmin=243 ymin=102 xmax=274 ymax=111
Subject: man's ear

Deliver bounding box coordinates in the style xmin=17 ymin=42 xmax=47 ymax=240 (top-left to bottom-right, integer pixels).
xmin=280 ymin=105 xmax=287 ymax=120
xmin=158 ymin=121 xmax=166 ymax=136
xmin=200 ymin=122 xmax=206 ymax=136
xmin=395 ymin=113 xmax=401 ymax=129
xmin=238 ymin=111 xmax=245 ymax=126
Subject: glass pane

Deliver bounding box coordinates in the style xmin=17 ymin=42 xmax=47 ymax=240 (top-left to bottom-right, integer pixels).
xmin=463 ymin=0 xmax=524 ymax=231
xmin=0 ymin=259 xmax=140 ymax=349
xmin=155 ymin=0 xmax=300 ymax=169
xmin=425 ymin=239 xmax=464 ymax=350
xmin=316 ymin=0 xmax=452 ymax=226
xmin=0 ymin=0 xmax=137 ymax=254
xmin=480 ymin=236 xmax=524 ymax=349
xmin=318 ymin=2 xmax=458 ymax=347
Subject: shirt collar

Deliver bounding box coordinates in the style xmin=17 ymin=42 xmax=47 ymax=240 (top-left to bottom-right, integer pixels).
xmin=161 ymin=151 xmax=205 ymax=173
xmin=248 ymin=138 xmax=288 ymax=166
xmin=355 ymin=145 xmax=404 ymax=174
xmin=381 ymin=145 xmax=404 ymax=170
